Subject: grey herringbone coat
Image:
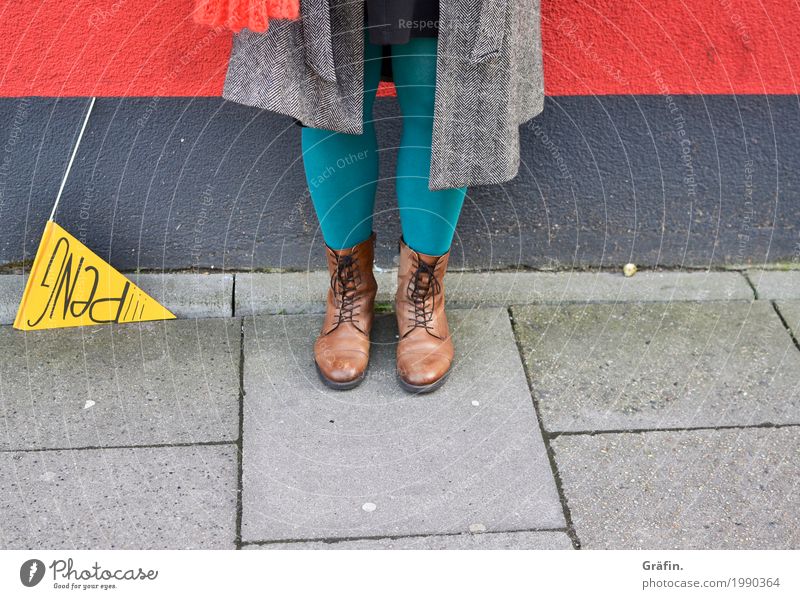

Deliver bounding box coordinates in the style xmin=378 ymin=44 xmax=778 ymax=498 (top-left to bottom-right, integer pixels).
xmin=223 ymin=0 xmax=543 ymax=190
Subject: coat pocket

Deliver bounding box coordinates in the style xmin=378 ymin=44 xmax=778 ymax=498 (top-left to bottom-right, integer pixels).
xmin=301 ymin=0 xmax=337 ymax=82
xmin=469 ymin=0 xmax=510 ymax=64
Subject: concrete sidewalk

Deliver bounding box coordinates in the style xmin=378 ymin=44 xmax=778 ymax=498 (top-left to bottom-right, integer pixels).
xmin=1 ymin=269 xmax=799 ymax=549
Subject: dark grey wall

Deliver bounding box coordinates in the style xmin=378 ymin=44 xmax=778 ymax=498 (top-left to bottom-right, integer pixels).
xmin=1 ymin=95 xmax=798 ymax=271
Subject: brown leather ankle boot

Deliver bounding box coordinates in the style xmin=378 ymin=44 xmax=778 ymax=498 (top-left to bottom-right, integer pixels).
xmin=314 ymin=233 xmax=378 ymax=390
xmin=395 ymin=237 xmax=454 ymax=393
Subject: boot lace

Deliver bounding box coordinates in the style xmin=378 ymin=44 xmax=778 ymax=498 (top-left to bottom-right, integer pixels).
xmin=330 ymin=254 xmax=362 ymax=330
xmin=405 ymin=258 xmax=442 ymax=336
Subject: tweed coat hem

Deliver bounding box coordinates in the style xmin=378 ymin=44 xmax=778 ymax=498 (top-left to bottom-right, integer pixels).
xmin=222 ymin=0 xmax=544 ymax=191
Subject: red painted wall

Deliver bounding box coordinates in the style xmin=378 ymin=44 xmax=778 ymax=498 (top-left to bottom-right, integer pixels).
xmin=1 ymin=0 xmax=798 ymax=97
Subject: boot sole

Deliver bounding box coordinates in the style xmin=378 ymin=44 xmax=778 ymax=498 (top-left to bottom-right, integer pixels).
xmin=314 ymin=360 xmax=367 ymax=391
xmin=397 ymin=368 xmax=451 ymax=394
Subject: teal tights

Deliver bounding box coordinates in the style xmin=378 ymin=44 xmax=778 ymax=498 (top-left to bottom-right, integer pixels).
xmin=301 ymin=34 xmax=467 ymax=255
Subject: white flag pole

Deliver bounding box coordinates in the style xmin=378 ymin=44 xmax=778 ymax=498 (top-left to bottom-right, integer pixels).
xmin=48 ymin=96 xmax=96 ymax=222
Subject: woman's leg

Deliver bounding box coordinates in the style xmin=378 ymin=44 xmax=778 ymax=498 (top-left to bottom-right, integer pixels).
xmin=307 ymin=32 xmax=383 ymax=390
xmin=391 ymin=37 xmax=463 ymax=393
xmin=391 ymin=37 xmax=467 ymax=256
xmin=300 ymin=32 xmax=383 ymax=250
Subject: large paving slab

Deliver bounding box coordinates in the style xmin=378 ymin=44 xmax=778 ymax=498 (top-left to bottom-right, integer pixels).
xmin=512 ymin=300 xmax=800 ymax=432
xmin=551 ymin=427 xmax=800 ymax=549
xmin=234 ymin=270 xmax=753 ymax=315
xmin=241 ymin=308 xmax=564 ymax=543
xmin=0 ymin=445 xmax=238 ymax=549
xmin=246 ymin=530 xmax=573 ymax=550
xmin=0 ymin=318 xmax=240 ymax=450
xmin=747 ymin=270 xmax=800 ymax=300
xmin=775 ymin=300 xmax=800 ymax=336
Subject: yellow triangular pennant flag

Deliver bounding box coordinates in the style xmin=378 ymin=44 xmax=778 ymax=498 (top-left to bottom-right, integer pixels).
xmin=14 ymin=221 xmax=176 ymax=331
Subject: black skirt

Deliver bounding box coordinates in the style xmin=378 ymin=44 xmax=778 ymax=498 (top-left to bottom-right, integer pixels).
xmin=295 ymin=1 xmax=439 ymax=128
xmin=366 ymin=0 xmax=440 ymax=45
